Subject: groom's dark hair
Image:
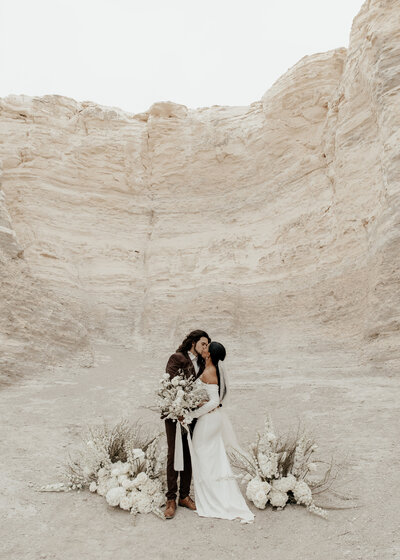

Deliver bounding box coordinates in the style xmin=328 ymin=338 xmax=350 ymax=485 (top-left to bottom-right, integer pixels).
xmin=176 ymin=329 xmax=211 ymax=354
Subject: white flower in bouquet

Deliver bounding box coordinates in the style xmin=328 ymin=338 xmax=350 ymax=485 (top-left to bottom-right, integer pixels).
xmin=120 ymin=494 xmax=134 ymax=511
xmin=111 ymin=461 xmax=131 ymax=477
xmin=135 ymin=472 xmax=148 ymax=486
xmin=89 ymin=481 xmax=97 ymax=493
xmin=106 ymin=486 xmax=126 ymax=507
xmin=258 ymin=451 xmax=279 ymax=479
xmin=246 ymin=477 xmax=271 ymax=502
xmin=121 ymin=478 xmax=136 ymax=491
xmin=97 ymin=475 xmax=119 ymax=497
xmin=292 ymin=435 xmax=307 ymax=477
xmin=261 ymin=414 xmax=276 ymax=444
xmin=136 ymin=493 xmax=153 ymax=514
xmin=157 ymin=369 xmax=208 ymax=424
xmin=118 ymin=474 xmax=129 ymax=485
xmin=253 ymin=489 xmax=269 ymax=509
xmin=293 ymin=480 xmax=313 ymax=506
xmin=272 ymin=474 xmax=296 ymax=493
xmin=269 ymin=489 xmax=288 ymax=508
xmin=246 ymin=477 xmax=262 ymax=501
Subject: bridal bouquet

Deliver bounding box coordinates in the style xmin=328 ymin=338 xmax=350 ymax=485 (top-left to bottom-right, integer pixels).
xmin=156 ymin=369 xmax=208 ymax=425
xmin=229 ymin=414 xmax=333 ymax=518
xmin=40 ymin=419 xmax=167 ymax=520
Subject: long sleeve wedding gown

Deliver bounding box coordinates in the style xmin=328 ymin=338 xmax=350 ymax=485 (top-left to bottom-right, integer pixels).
xmin=187 ymin=378 xmax=254 ymax=523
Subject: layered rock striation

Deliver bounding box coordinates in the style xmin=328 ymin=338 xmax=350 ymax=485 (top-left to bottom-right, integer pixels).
xmin=0 ymin=0 xmax=398 ymax=381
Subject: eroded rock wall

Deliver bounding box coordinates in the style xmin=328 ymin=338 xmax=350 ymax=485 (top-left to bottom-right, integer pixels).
xmin=0 ymin=0 xmax=398 ymax=378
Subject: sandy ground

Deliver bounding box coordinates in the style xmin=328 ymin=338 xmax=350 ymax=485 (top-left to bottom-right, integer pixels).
xmin=1 ymin=344 xmax=399 ymax=560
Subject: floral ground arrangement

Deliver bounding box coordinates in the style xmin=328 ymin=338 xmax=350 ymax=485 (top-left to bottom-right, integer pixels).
xmin=41 ymin=419 xmax=167 ymax=520
xmin=40 ymin=414 xmax=344 ymax=521
xmin=229 ymin=414 xmax=345 ymax=519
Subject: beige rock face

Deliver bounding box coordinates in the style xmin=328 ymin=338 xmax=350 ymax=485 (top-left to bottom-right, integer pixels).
xmin=0 ymin=0 xmax=399 ymax=381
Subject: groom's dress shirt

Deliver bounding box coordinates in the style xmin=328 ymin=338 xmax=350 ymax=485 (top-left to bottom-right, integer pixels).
xmin=188 ymin=351 xmax=200 ymax=375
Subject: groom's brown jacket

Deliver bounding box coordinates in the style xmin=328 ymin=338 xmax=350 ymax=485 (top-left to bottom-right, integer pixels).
xmin=165 ymin=351 xmax=198 ymax=380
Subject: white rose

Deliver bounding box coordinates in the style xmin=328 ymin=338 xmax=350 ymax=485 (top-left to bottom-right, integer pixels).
xmin=106 ymin=487 xmax=126 ymax=507
xmin=272 ymin=474 xmax=296 ymax=493
xmin=269 ymin=489 xmax=288 ymax=508
xmin=98 ymin=476 xmax=119 ymax=496
xmin=121 ymin=478 xmax=135 ymax=490
xmin=96 ymin=482 xmax=108 ymax=496
xmin=120 ymin=494 xmax=134 ymax=511
xmin=171 ymin=377 xmax=180 ymax=386
xmin=136 ymin=494 xmax=152 ymax=514
xmin=246 ymin=477 xmax=263 ymax=501
xmin=253 ymin=489 xmax=268 ymax=509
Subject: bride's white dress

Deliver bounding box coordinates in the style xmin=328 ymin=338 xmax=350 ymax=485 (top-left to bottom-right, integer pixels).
xmin=187 ymin=379 xmax=254 ymax=523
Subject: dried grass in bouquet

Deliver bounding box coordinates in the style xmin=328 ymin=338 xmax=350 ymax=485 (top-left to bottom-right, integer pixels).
xmin=40 ymin=418 xmax=167 ymax=520
xmin=229 ymin=413 xmax=352 ymax=519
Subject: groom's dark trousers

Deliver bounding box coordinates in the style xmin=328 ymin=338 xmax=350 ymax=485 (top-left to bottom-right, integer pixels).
xmin=163 ymin=350 xmax=202 ymax=501
xmin=165 ymin=419 xmax=195 ymax=500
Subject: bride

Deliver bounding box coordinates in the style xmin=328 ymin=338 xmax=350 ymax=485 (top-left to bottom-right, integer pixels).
xmin=184 ymin=341 xmax=254 ymax=523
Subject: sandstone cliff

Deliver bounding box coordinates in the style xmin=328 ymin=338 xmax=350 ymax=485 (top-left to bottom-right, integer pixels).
xmin=0 ymin=0 xmax=398 ymax=381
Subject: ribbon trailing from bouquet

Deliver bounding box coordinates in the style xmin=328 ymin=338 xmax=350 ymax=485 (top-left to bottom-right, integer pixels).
xmin=174 ymin=421 xmax=200 ymax=480
xmin=174 ymin=421 xmax=191 ymax=470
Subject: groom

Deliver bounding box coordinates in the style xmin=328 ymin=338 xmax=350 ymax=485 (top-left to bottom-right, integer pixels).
xmin=163 ymin=329 xmax=211 ymax=519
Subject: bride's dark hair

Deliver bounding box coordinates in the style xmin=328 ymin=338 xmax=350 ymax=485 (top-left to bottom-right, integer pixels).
xmin=208 ymin=341 xmax=227 ymax=400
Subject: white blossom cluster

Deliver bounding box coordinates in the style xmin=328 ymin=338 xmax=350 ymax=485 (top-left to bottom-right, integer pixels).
xmin=41 ymin=420 xmax=168 ymax=519
xmin=157 ymin=370 xmax=208 ymax=424
xmin=91 ymin=460 xmax=165 ymax=516
xmin=234 ymin=414 xmax=328 ymax=519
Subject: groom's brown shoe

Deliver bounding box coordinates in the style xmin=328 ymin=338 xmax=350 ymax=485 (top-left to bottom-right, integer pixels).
xmin=178 ymin=496 xmax=197 ymax=511
xmin=164 ymin=499 xmax=177 ymax=519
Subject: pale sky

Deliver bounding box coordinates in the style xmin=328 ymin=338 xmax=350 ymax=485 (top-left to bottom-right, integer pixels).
xmin=0 ymin=0 xmax=364 ymax=114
